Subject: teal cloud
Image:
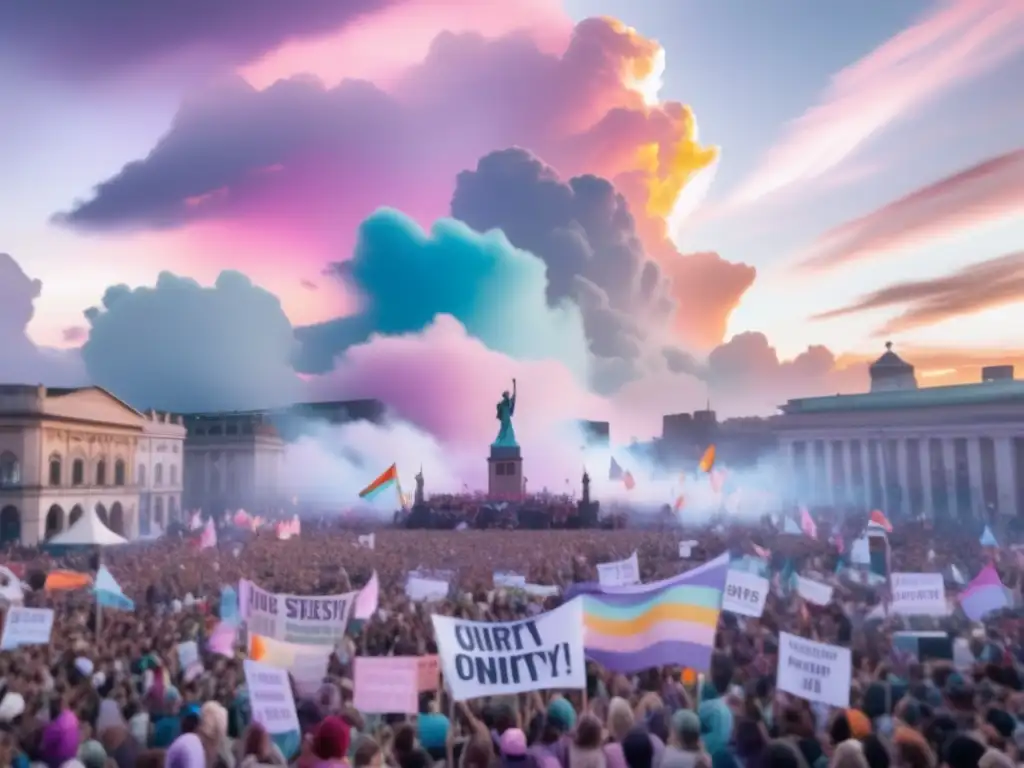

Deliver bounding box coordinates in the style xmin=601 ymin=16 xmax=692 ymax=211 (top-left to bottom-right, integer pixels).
xmin=294 ymin=208 xmax=589 ymax=377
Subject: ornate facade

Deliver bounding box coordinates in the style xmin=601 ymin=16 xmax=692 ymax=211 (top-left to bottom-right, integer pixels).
xmin=776 ymin=347 xmax=1024 ymax=521
xmin=0 ymin=385 xmax=184 ymax=544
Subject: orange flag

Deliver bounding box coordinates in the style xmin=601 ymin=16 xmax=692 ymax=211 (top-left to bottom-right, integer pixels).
xmin=698 ymin=445 xmax=716 ymax=473
xmin=249 ymin=634 xmax=268 ymax=661
xmin=44 ymin=570 xmax=92 ymax=591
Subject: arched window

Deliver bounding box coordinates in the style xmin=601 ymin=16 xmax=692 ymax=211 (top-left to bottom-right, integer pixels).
xmin=95 ymin=460 xmax=107 ymax=486
xmin=48 ymin=454 xmax=62 ymax=486
xmin=0 ymin=452 xmax=20 ymax=487
xmin=137 ymin=464 xmax=146 ymax=486
xmin=154 ymin=463 xmax=164 ymax=486
xmin=114 ymin=459 xmax=126 ymax=486
xmin=72 ymin=458 xmax=85 ymax=486
xmin=170 ymin=464 xmax=178 ymax=485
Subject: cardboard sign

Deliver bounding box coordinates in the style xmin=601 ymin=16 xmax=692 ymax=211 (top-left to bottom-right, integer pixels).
xmin=244 ymin=659 xmax=300 ymax=735
xmin=777 ymin=632 xmax=851 ymax=708
xmin=796 ymin=576 xmax=834 ymax=606
xmin=722 ymin=570 xmax=768 ymax=618
xmin=0 ymin=606 xmax=54 ymax=649
xmin=431 ymin=599 xmax=585 ymax=700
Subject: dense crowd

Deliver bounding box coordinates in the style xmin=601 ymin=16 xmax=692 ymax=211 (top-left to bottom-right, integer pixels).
xmin=0 ymin=514 xmax=1021 ymax=768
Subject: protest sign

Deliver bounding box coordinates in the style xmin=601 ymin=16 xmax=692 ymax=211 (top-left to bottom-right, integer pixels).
xmin=0 ymin=606 xmax=54 ymax=649
xmin=722 ymin=570 xmax=768 ymax=618
xmin=249 ymin=633 xmax=332 ymax=697
xmin=891 ymin=573 xmax=946 ymax=616
xmin=494 ymin=571 xmax=527 ymax=588
xmin=405 ymin=575 xmax=449 ymax=602
xmin=597 ymin=552 xmax=640 ymax=587
xmin=796 ymin=576 xmax=834 ymax=606
xmin=244 ymin=659 xmax=300 ymax=735
xmin=777 ymin=632 xmax=851 ymax=708
xmin=432 ymin=598 xmax=585 ymax=700
xmin=238 ymin=579 xmax=356 ymax=645
xmin=522 ymin=583 xmax=560 ymax=598
xmin=353 ymin=657 xmax=420 ymax=713
xmin=678 ymin=541 xmax=698 ymax=559
xmin=893 ymin=631 xmax=953 ymax=662
xmin=418 ymin=654 xmax=440 ymax=691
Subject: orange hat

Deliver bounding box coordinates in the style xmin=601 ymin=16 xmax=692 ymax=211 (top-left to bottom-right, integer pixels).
xmin=845 ymin=709 xmax=872 ymax=739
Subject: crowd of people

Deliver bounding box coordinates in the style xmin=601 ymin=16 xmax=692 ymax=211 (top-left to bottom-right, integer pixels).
xmin=0 ymin=511 xmax=1021 ymax=768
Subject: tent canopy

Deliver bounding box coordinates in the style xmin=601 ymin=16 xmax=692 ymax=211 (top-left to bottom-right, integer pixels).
xmin=48 ymin=506 xmax=127 ymax=547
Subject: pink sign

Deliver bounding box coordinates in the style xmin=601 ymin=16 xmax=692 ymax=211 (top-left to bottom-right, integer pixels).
xmin=417 ymin=655 xmax=440 ymax=692
xmin=353 ymin=657 xmax=419 ymax=714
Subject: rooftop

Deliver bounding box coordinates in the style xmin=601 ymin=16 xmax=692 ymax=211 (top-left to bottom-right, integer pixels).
xmin=781 ymin=378 xmax=1024 ymax=414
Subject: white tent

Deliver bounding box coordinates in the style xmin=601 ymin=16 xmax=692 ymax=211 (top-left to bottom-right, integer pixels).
xmin=48 ymin=506 xmax=127 ymax=547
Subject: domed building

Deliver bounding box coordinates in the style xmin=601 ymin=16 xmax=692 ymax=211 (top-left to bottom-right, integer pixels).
xmin=774 ymin=345 xmax=1024 ymax=523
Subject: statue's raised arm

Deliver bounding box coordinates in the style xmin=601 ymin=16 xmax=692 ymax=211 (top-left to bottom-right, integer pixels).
xmin=491 ymin=378 xmax=519 ymax=449
xmin=510 ymin=377 xmax=517 ymax=416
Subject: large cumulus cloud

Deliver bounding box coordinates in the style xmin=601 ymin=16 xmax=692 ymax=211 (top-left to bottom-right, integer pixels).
xmin=81 ymin=271 xmax=302 ymax=412
xmin=55 ymin=17 xmax=750 ymax=343
xmin=0 ymin=254 xmax=87 ymax=387
xmin=0 ymin=0 xmax=400 ymax=80
xmin=293 ymin=209 xmax=588 ymax=377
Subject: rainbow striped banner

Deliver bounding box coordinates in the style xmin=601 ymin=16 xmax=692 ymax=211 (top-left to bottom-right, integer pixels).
xmin=580 ymin=554 xmax=728 ymax=673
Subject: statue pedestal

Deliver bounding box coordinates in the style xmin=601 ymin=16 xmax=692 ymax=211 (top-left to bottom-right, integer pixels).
xmin=488 ymin=445 xmax=523 ymax=500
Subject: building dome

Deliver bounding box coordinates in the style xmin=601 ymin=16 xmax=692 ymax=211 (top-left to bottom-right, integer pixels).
xmin=869 ymin=342 xmax=918 ymax=392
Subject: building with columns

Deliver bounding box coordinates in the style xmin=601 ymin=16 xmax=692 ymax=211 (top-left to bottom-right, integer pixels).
xmin=0 ymin=385 xmax=185 ymax=544
xmin=137 ymin=410 xmax=187 ymax=535
xmin=776 ymin=345 xmax=1024 ymax=522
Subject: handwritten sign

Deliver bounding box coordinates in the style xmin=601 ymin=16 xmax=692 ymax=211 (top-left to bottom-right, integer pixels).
xmin=243 ymin=659 xmax=300 ymax=735
xmin=891 ymin=573 xmax=946 ymax=616
xmin=777 ymin=632 xmax=851 ymax=708
xmin=722 ymin=570 xmax=768 ymax=618
xmin=418 ymin=654 xmax=440 ymax=691
xmin=353 ymin=657 xmax=419 ymax=713
xmin=597 ymin=552 xmax=640 ymax=587
xmin=796 ymin=575 xmax=834 ymax=606
xmin=0 ymin=606 xmax=54 ymax=649
xmin=238 ymin=579 xmax=356 ymax=645
xmin=405 ymin=575 xmax=449 ymax=602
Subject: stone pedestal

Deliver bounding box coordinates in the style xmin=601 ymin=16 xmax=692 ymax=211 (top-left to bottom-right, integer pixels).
xmin=488 ymin=445 xmax=523 ymax=500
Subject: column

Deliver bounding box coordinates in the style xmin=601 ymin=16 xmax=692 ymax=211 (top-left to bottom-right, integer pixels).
xmin=876 ymin=439 xmax=890 ymax=514
xmin=942 ymin=438 xmax=957 ymax=517
xmin=968 ymin=436 xmax=984 ymax=519
xmin=824 ymin=441 xmax=836 ymax=507
xmin=861 ymin=440 xmax=874 ymax=509
xmin=995 ymin=436 xmax=1017 ymax=517
xmin=897 ymin=439 xmax=911 ymax=517
xmin=919 ymin=435 xmax=933 ymax=520
xmin=843 ymin=439 xmax=855 ymax=508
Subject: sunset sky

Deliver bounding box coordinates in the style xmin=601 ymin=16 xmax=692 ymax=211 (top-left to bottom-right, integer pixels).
xmin=2 ymin=0 xmax=1022 ymax=439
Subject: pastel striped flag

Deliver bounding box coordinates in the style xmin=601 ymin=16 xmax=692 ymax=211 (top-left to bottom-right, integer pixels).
xmin=959 ymin=564 xmax=1009 ymax=621
xmin=580 ymin=554 xmax=729 ymax=673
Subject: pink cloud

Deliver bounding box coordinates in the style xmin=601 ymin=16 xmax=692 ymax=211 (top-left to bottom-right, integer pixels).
xmin=307 ymin=314 xmax=609 ymax=446
xmin=798 ymin=148 xmax=1024 ymax=271
xmin=730 ymin=0 xmax=1024 ymax=206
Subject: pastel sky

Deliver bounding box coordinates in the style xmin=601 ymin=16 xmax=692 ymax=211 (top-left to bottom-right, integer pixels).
xmin=2 ymin=0 xmax=1023 ymax=437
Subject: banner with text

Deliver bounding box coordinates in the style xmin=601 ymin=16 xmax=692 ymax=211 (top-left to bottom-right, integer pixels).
xmin=722 ymin=570 xmax=768 ymax=618
xmin=239 ymin=579 xmax=356 ymax=645
xmin=777 ymin=631 xmax=851 ymax=708
xmin=0 ymin=606 xmax=54 ymax=650
xmin=249 ymin=633 xmax=332 ymax=697
xmin=431 ymin=598 xmax=585 ymax=700
xmin=405 ymin=575 xmax=450 ymax=602
xmin=597 ymin=552 xmax=640 ymax=587
xmin=244 ymin=659 xmax=300 ymax=735
xmin=891 ymin=573 xmax=947 ymax=616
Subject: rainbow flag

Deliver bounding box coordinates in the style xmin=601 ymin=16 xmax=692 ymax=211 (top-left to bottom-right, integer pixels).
xmin=959 ymin=564 xmax=1009 ymax=621
xmin=580 ymin=553 xmax=729 ymax=673
xmin=359 ymin=464 xmax=398 ymax=500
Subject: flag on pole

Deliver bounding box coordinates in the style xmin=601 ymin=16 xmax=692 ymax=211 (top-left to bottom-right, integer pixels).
xmin=698 ymin=445 xmax=716 ymax=473
xmin=799 ymin=506 xmax=817 ymax=539
xmin=359 ymin=464 xmax=399 ymax=500
xmin=609 ymin=458 xmax=636 ymax=490
xmin=867 ymin=510 xmax=892 ymax=533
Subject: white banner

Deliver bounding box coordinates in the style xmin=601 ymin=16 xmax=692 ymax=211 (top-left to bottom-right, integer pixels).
xmin=238 ymin=579 xmax=356 ymax=645
xmin=0 ymin=606 xmax=54 ymax=649
xmin=250 ymin=633 xmax=332 ymax=697
xmin=431 ymin=598 xmax=586 ymax=700
xmin=722 ymin=570 xmax=768 ymax=618
xmin=406 ymin=576 xmax=449 ymax=602
xmin=597 ymin=552 xmax=640 ymax=587
xmin=796 ymin=576 xmax=834 ymax=606
xmin=777 ymin=632 xmax=851 ymax=708
xmin=891 ymin=573 xmax=947 ymax=616
xmin=244 ymin=659 xmax=300 ymax=735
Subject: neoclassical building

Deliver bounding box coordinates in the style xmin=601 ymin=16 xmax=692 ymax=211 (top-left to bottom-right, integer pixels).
xmin=137 ymin=410 xmax=187 ymax=535
xmin=0 ymin=385 xmax=185 ymax=544
xmin=776 ymin=345 xmax=1024 ymax=521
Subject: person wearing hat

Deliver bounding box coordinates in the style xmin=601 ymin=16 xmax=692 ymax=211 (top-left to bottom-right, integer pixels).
xmin=662 ymin=710 xmax=705 ymax=768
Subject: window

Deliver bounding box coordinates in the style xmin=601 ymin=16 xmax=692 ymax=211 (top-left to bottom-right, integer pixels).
xmin=154 ymin=463 xmax=163 ymax=486
xmin=504 ymin=462 xmax=515 ymax=475
xmin=114 ymin=459 xmax=126 ymax=486
xmin=137 ymin=464 xmax=146 ymax=486
xmin=48 ymin=454 xmax=62 ymax=486
xmin=0 ymin=452 xmax=19 ymax=487
xmin=170 ymin=464 xmax=178 ymax=485
xmin=95 ymin=459 xmax=107 ymax=486
xmin=496 ymin=463 xmax=506 ymax=476
xmin=72 ymin=458 xmax=85 ymax=486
